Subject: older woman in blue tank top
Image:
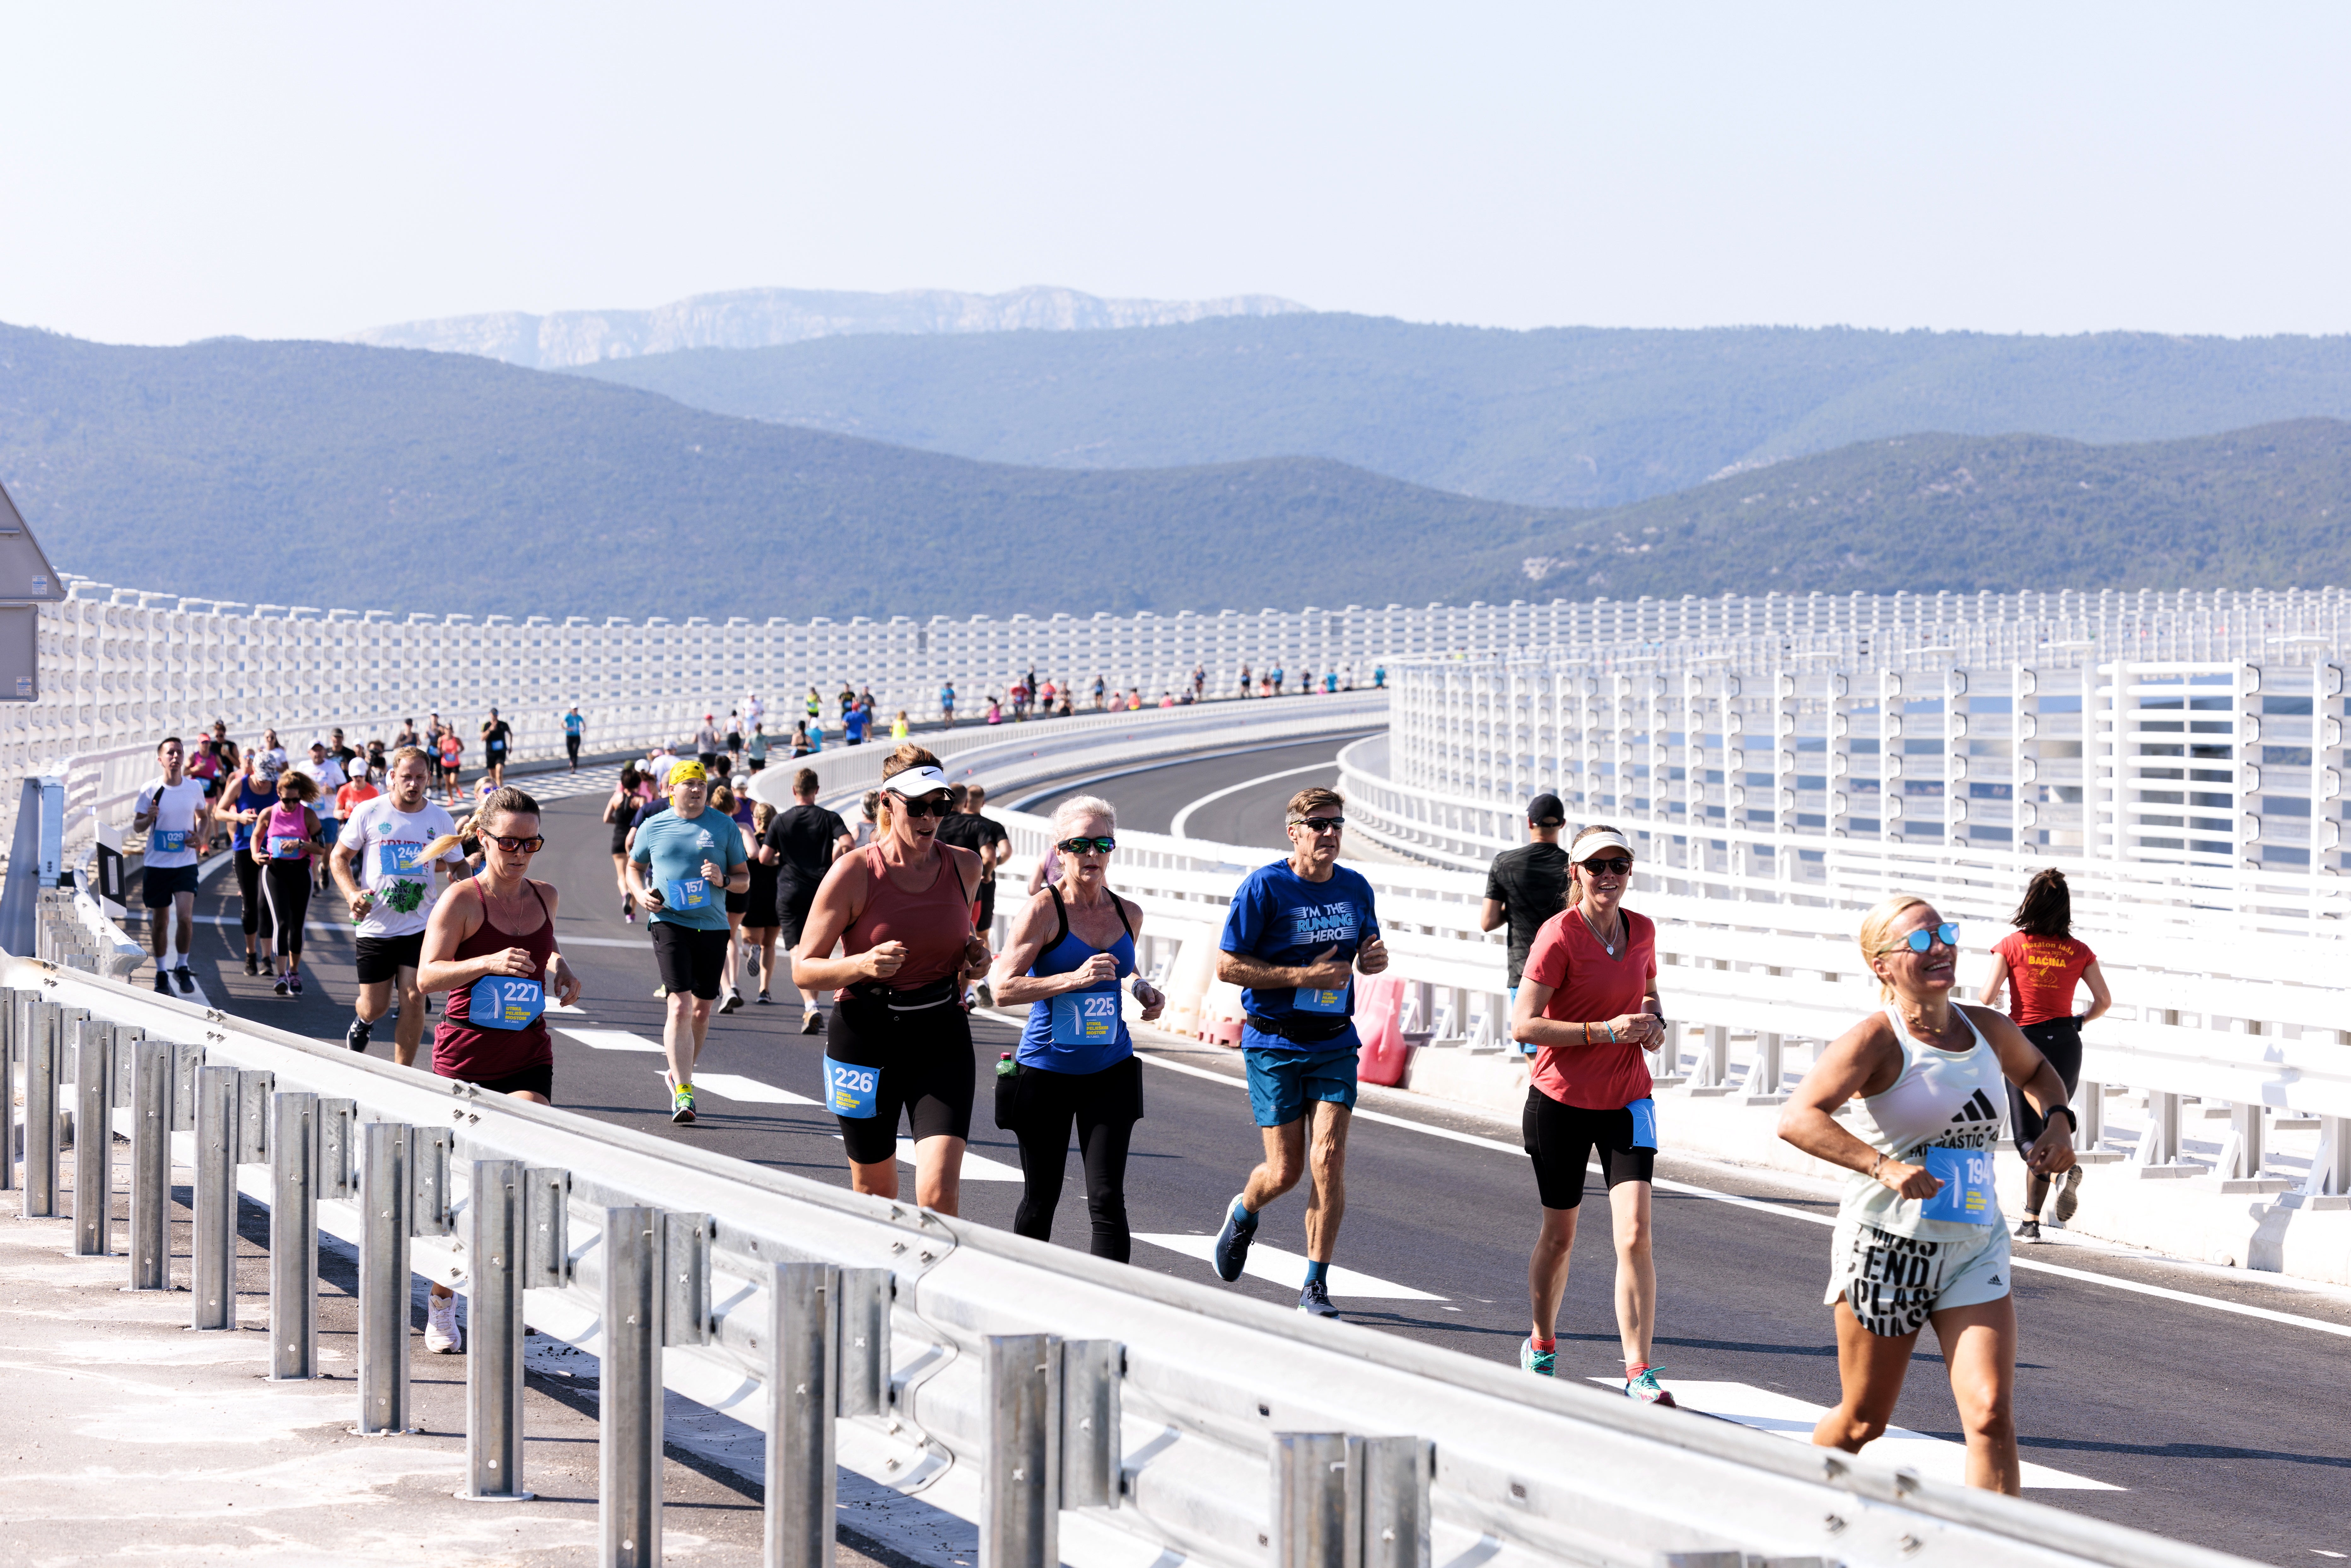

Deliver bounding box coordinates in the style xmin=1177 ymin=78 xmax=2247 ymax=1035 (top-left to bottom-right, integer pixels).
xmin=987 ymin=795 xmax=1166 ymax=1261
xmin=1778 ymin=894 xmax=2077 ymax=1495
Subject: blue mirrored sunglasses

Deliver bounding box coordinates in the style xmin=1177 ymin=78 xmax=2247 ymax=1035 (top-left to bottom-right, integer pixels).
xmin=1880 ymin=922 xmax=1960 ymax=954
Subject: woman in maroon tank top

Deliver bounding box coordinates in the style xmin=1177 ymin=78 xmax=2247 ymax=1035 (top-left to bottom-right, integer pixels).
xmin=793 ymin=744 xmax=992 ymax=1213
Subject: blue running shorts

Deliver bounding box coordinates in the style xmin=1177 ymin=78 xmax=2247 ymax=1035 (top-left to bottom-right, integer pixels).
xmin=1243 ymin=1044 xmax=1359 ymax=1128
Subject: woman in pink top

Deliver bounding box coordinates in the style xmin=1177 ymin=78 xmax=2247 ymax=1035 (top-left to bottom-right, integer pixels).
xmin=249 ymin=770 xmax=326 ymax=996
xmin=793 ymin=745 xmax=992 ymax=1213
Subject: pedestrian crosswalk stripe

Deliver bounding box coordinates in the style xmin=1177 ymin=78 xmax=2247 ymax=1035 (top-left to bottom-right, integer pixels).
xmin=694 ymin=1072 xmax=818 ymax=1106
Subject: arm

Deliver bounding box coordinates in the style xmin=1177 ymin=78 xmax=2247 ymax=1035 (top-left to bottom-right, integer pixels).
xmin=132 ymin=789 xmax=158 ymax=834
xmin=1125 ymin=898 xmax=1164 ymax=1018
xmin=1962 ymin=1005 xmax=2078 ymax=1175
xmin=831 ymin=830 xmax=855 ymax=862
xmin=1216 ymin=946 xmax=1351 ymax=991
xmin=1478 ymin=897 xmax=1506 ymax=933
xmin=1775 ymin=1017 xmax=1943 ymax=1198
xmin=2079 ymin=960 xmax=2112 ymax=1025
xmin=790 ymin=851 xmax=907 ymax=991
xmin=625 ymin=849 xmax=661 ymax=910
xmin=1508 ymin=976 xmax=1664 ymax=1051
xmin=1977 ymin=950 xmax=2011 ymax=1012
xmin=330 ymin=836 xmax=368 ymax=912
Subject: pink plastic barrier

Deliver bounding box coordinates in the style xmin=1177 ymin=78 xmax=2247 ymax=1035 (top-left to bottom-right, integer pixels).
xmin=1355 ymin=974 xmax=1410 ymax=1087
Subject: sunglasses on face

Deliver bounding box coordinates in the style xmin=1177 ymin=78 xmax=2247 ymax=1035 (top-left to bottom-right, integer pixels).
xmin=1881 ymin=922 xmax=1961 ymax=955
xmin=893 ymin=793 xmax=954 ymax=819
xmin=1057 ymin=835 xmax=1117 ymax=855
xmin=1290 ymin=816 xmax=1346 ymax=834
xmin=485 ymin=834 xmax=545 ymax=854
xmin=1579 ymin=856 xmax=1634 ymax=877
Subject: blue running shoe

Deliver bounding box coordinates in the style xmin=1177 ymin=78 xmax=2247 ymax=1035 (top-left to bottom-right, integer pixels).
xmin=1519 ymin=1337 xmax=1556 ymax=1377
xmin=1625 ymin=1363 xmax=1677 ymax=1407
xmin=1297 ymin=1278 xmax=1339 ymax=1319
xmin=1211 ymin=1193 xmax=1257 ymax=1282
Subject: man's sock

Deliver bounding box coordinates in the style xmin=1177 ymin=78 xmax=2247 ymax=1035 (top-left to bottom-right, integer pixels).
xmin=1304 ymin=1260 xmax=1330 ymax=1288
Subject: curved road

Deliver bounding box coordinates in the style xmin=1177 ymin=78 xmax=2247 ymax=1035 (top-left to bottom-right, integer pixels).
xmin=159 ymin=739 xmax=2351 ymax=1563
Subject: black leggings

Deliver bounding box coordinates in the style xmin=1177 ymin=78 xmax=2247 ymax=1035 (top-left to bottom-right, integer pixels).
xmin=2010 ymin=1015 xmax=2084 ymax=1215
xmin=262 ymin=859 xmax=312 ymax=959
xmin=1002 ymin=1056 xmax=1144 ymax=1263
xmin=235 ymin=853 xmax=275 ymax=941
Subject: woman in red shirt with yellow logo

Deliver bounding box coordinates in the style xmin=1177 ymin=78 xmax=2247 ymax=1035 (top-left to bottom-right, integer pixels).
xmin=1979 ymin=869 xmax=2111 ymax=1240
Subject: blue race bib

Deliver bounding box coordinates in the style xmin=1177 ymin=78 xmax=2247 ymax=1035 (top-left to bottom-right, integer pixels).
xmin=823 ymin=1057 xmax=879 ymax=1118
xmin=1049 ymin=991 xmax=1123 ymax=1046
xmin=1293 ymin=983 xmax=1349 ymax=1014
xmin=268 ymin=835 xmax=306 ymax=860
xmin=150 ymin=829 xmax=189 ymax=854
xmin=1918 ymin=1145 xmax=1998 ymax=1225
xmin=1627 ymin=1097 xmax=1658 ymax=1150
xmin=666 ymin=877 xmax=712 ymax=911
xmin=467 ymin=976 xmax=544 ymax=1031
xmin=377 ymin=841 xmax=429 ymax=877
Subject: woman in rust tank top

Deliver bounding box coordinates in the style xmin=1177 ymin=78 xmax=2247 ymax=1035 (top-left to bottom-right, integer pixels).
xmin=792 ymin=745 xmax=992 ymax=1213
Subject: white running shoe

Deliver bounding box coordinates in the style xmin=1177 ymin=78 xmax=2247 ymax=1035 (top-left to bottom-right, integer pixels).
xmin=424 ymin=1293 xmax=463 ymax=1354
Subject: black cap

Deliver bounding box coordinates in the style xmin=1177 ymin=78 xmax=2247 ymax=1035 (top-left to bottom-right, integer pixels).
xmin=1527 ymin=792 xmax=1566 ymax=827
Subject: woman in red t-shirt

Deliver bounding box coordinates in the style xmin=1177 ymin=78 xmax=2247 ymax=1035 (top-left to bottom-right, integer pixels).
xmin=1506 ymin=824 xmax=1673 ymax=1406
xmin=1978 ymin=868 xmax=2111 ymax=1239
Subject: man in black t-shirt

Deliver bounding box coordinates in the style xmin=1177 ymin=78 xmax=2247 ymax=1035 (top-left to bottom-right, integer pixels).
xmin=480 ymin=709 xmax=514 ymax=786
xmin=931 ymin=782 xmax=1010 ymax=936
xmin=1481 ymin=791 xmax=1572 ymax=1039
xmin=761 ymin=767 xmax=854 ymax=1035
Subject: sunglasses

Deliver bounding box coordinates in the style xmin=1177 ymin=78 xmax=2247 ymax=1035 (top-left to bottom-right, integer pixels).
xmin=1879 ymin=922 xmax=1961 ymax=955
xmin=1057 ymin=835 xmax=1117 ymax=854
xmin=893 ymin=793 xmax=955 ymax=819
xmin=1578 ymin=856 xmax=1634 ymax=877
xmin=1289 ymin=816 xmax=1347 ymax=834
xmin=484 ymin=834 xmax=545 ymax=853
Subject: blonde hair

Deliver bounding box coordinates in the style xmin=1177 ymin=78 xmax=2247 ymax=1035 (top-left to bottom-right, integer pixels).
xmin=752 ymin=801 xmax=776 ymax=834
xmin=1052 ymin=794 xmax=1117 ymax=838
xmin=1857 ymin=893 xmax=1932 ymax=1000
xmin=880 ymin=742 xmax=942 ymax=782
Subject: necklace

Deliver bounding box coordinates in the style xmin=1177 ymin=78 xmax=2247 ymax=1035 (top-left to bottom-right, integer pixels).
xmin=1578 ymin=903 xmax=1624 ymax=958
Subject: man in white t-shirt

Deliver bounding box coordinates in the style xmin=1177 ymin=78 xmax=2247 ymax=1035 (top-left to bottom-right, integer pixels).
xmin=744 ymin=692 xmax=765 ymax=734
xmin=132 ymin=736 xmax=213 ymax=997
xmin=294 ymin=740 xmax=350 ymax=889
xmin=329 ymin=745 xmax=467 ymax=1061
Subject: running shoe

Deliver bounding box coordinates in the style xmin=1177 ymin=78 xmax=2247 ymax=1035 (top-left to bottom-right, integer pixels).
xmin=719 ymin=988 xmax=744 ymax=1015
xmin=424 ymin=1294 xmax=463 ymax=1354
xmin=801 ymin=1011 xmax=824 ymax=1036
xmin=153 ymin=970 xmax=172 ymax=995
xmin=671 ymin=1086 xmax=696 ymax=1125
xmin=273 ymin=976 xmax=290 ymax=997
xmin=1296 ymin=1279 xmax=1339 ymax=1319
xmin=1211 ymin=1193 xmax=1258 ymax=1282
xmin=756 ymin=990 xmax=773 ymax=1005
xmin=1518 ymin=1337 xmax=1556 ymax=1378
xmin=346 ymin=1017 xmax=372 ymax=1053
xmin=2053 ymin=1166 xmax=2083 ymax=1224
xmin=2014 ymin=1217 xmax=2042 ymax=1243
xmin=288 ymin=973 xmax=303 ymax=996
xmin=1625 ymin=1364 xmax=1676 ymax=1406
xmin=172 ymin=964 xmax=195 ymax=994
xmin=244 ymin=953 xmax=260 ymax=976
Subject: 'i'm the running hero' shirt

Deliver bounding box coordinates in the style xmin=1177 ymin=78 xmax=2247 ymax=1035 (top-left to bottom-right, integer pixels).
xmin=137 ymin=778 xmax=209 ymax=868
xmin=633 ymin=807 xmax=747 ymax=931
xmin=1218 ymin=860 xmax=1380 ymax=1052
xmin=342 ymin=797 xmax=464 ymax=937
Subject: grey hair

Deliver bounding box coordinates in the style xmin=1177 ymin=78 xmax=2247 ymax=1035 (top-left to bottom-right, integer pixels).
xmin=1052 ymin=794 xmax=1117 ymax=838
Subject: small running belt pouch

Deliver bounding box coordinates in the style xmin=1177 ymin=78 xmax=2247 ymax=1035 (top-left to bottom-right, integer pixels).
xmin=822 ymin=1057 xmax=880 ymax=1118
xmin=149 ymin=829 xmax=190 ymax=854
xmin=1918 ymin=1145 xmax=1998 ymax=1224
xmin=666 ymin=877 xmax=713 ymax=911
xmin=1049 ymin=989 xmax=1123 ymax=1046
xmin=1292 ymin=981 xmax=1350 ymax=1014
xmin=1626 ymin=1096 xmax=1659 ymax=1150
xmin=377 ymin=841 xmax=430 ymax=877
xmin=468 ymin=976 xmax=545 ymax=1031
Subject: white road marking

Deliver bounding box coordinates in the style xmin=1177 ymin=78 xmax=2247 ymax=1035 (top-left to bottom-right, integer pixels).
xmin=1134 ymin=1232 xmax=1444 ymax=1300
xmin=900 ymin=1137 xmax=1024 ymax=1181
xmin=1134 ymin=1049 xmax=2351 ymax=1339
xmin=1597 ymin=1379 xmax=2120 ymax=1491
xmin=1169 ymin=761 xmax=1340 ymax=840
xmin=555 ymin=935 xmax=648 ymax=949
xmin=694 ymin=1072 xmax=818 ymax=1106
xmin=556 ymin=1027 xmax=665 ymax=1053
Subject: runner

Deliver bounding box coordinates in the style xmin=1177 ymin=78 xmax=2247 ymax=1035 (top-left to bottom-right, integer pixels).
xmin=725 ymin=710 xmax=745 ymax=772
xmin=891 ymin=709 xmax=910 ymax=741
xmin=1207 ymin=786 xmax=1390 ymax=1318
xmin=563 ymin=705 xmax=585 ymax=772
xmin=854 ymin=791 xmax=880 ymax=848
xmin=365 ymin=737 xmax=388 ymax=786
xmin=1480 ymin=791 xmax=1572 ymax=1041
xmin=131 ymin=737 xmax=212 ymax=995
xmin=1238 ymin=662 xmax=1252 ymax=699
xmin=791 ymin=746 xmax=989 ymax=1210
xmin=696 ymin=713 xmax=722 ymax=770
xmin=223 ymin=752 xmax=280 ymax=973
xmin=744 ymin=801 xmax=783 ymax=1003
xmin=478 ymin=708 xmax=514 ymax=787
xmin=1977 ymin=869 xmax=2112 ymax=1240
xmin=332 ymin=746 xmax=467 ymax=1058
xmin=988 ymin=796 xmax=1164 ymax=1260
xmin=1507 ymin=825 xmax=1673 ymax=1403
xmin=295 ymin=739 xmax=348 ymax=889
xmin=940 ymin=680 xmax=957 ymax=726
xmin=252 ymin=769 xmax=327 ymax=997
xmin=256 ymin=727 xmax=289 ymax=776
xmin=334 ymin=765 xmax=378 ymax=827
xmin=394 ymin=718 xmax=421 ymax=751
xmin=805 ymin=686 xmax=822 ymax=732
xmin=1091 ymin=674 xmax=1107 ymax=710
xmin=791 ymin=720 xmax=813 ymax=758
xmin=1776 ymin=895 xmax=2078 ymax=1495
xmin=627 ymin=760 xmax=750 ymax=1122
xmin=744 ymin=691 xmax=765 ymax=736
xmin=745 ymin=721 xmax=770 ymax=774
xmin=604 ymin=764 xmax=649 ymax=922
xmin=413 ymin=785 xmax=582 ymax=1353
xmin=436 ymin=726 xmax=464 ymax=803
xmin=934 ymin=783 xmax=1009 ymax=947
xmin=711 ymin=781 xmax=753 ymax=1014
xmin=761 ymin=767 xmax=855 ymax=1035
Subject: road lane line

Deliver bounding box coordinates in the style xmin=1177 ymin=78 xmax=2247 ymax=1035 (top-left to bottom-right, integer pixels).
xmin=1134 ymin=1233 xmax=1444 ymax=1300
xmin=1169 ymin=761 xmax=1343 ymax=840
xmin=556 ymin=1027 xmax=666 ymax=1053
xmin=896 ymin=1137 xmax=1023 ymax=1181
xmin=694 ymin=1072 xmax=819 ymax=1106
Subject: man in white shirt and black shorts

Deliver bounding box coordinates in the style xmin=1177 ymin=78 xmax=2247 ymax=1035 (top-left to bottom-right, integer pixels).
xmin=133 ymin=736 xmax=213 ymax=995
xmin=331 ymin=745 xmax=467 ymax=1060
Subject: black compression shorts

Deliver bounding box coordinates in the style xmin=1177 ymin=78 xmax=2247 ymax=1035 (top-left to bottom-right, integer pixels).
xmin=650 ymin=922 xmax=728 ymax=1000
xmin=1522 ymin=1088 xmax=1654 ymax=1209
xmin=777 ymin=884 xmax=819 ymax=947
xmin=2009 ymin=1015 xmax=2084 ymax=1155
xmin=355 ymin=931 xmax=426 ymax=984
xmin=826 ymin=993 xmax=974 ymax=1164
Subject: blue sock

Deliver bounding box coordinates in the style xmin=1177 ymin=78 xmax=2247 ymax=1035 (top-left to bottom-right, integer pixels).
xmin=1231 ymin=1196 xmax=1256 ymax=1224
xmin=1304 ymin=1260 xmax=1330 ymax=1287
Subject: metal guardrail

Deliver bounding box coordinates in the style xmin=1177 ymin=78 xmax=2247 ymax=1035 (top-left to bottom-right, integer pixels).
xmin=2 ymin=904 xmax=2260 ymax=1568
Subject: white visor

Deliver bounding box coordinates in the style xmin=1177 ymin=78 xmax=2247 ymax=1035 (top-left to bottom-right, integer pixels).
xmin=884 ymin=765 xmax=953 ymax=795
xmin=1569 ymin=830 xmax=1634 ymax=864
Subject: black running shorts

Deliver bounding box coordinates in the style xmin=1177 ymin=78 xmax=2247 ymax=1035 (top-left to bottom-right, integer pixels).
xmin=468 ymin=1062 xmax=554 ymax=1099
xmin=1522 ymin=1088 xmax=1654 ymax=1209
xmin=650 ymin=922 xmax=729 ymax=1000
xmin=355 ymin=931 xmax=426 ymax=984
xmin=777 ymin=883 xmax=819 ymax=947
xmin=826 ymin=993 xmax=975 ymax=1164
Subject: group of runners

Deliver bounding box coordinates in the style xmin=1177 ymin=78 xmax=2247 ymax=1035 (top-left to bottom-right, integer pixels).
xmin=125 ymin=716 xmax=2101 ymax=1491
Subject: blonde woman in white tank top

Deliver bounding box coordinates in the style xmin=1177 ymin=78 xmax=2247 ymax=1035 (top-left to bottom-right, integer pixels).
xmin=1777 ymin=894 xmax=2078 ymax=1495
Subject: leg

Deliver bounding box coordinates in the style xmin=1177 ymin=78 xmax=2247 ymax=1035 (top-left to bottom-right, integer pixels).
xmin=391 ymin=970 xmax=427 ymax=1067
xmin=1073 ymin=1077 xmax=1136 ymax=1262
xmin=912 ymin=1134 xmax=964 ymax=1216
xmin=662 ymin=990 xmax=702 ymax=1086
xmin=1814 ymin=1297 xmax=1922 ymax=1453
xmin=1931 ymin=1294 xmax=2021 ymax=1493
xmin=1243 ymin=1119 xmax=1308 ymax=1211
xmin=686 ymin=995 xmax=714 ymax=1069
xmin=147 ymin=894 xmax=170 ymax=963
xmin=1608 ymin=1180 xmax=1656 ymax=1367
xmin=1300 ymin=1101 xmax=1351 ymax=1263
xmin=171 ymin=889 xmax=195 ymax=963
xmin=1012 ymin=1092 xmax=1077 ymax=1244
xmin=1529 ymin=1205 xmax=1580 ymax=1340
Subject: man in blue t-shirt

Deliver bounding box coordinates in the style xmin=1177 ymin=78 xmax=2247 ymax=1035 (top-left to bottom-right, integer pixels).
xmin=562 ymin=706 xmax=585 ymax=772
xmin=626 ymin=761 xmax=749 ymax=1125
xmin=1207 ymin=785 xmax=1388 ymax=1320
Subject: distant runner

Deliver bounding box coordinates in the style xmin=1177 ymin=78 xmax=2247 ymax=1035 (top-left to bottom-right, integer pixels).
xmin=1978 ymin=869 xmax=2112 ymax=1241
xmin=934 ymin=783 xmax=1009 ymax=947
xmin=761 ymin=767 xmax=854 ymax=1035
xmin=132 ymin=737 xmax=212 ymax=995
xmin=480 ymin=708 xmax=514 ymax=787
xmin=1480 ymin=792 xmax=1572 ymax=1040
xmin=563 ymin=706 xmax=585 ymax=771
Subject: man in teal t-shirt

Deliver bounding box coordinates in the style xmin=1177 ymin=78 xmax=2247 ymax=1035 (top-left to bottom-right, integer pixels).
xmin=627 ymin=760 xmax=749 ymax=1123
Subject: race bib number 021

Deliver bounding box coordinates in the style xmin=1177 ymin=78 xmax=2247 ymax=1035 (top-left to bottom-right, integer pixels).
xmin=1049 ymin=992 xmax=1121 ymax=1046
xmin=823 ymin=1058 xmax=879 ymax=1118
xmin=467 ymin=976 xmax=544 ymax=1031
xmin=1919 ymin=1146 xmax=1998 ymax=1225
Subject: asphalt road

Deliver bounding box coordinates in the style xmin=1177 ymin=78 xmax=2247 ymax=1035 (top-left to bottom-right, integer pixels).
xmin=149 ymin=746 xmax=2351 ymax=1563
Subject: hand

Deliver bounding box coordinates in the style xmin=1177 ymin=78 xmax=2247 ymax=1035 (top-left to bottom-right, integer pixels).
xmin=1295 ymin=945 xmax=1352 ymax=990
xmin=1132 ymin=978 xmax=1165 ymax=1021
xmin=1354 ymin=932 xmax=1390 ymax=975
xmin=863 ymin=940 xmax=908 ymax=982
xmin=1605 ymin=1012 xmax=1662 ymax=1048
xmin=1071 ymin=952 xmax=1120 ymax=989
xmin=347 ymin=889 xmax=376 ymax=918
xmin=2024 ymin=1121 xmax=2077 ymax=1176
xmin=492 ymin=946 xmax=538 ymax=979
xmin=962 ymin=932 xmax=993 ymax=971
xmin=547 ymin=957 xmax=583 ymax=1009
xmin=700 ymin=858 xmax=726 ymax=883
xmin=1872 ymin=1157 xmax=1943 ymax=1201
xmin=640 ymin=885 xmax=666 ymax=909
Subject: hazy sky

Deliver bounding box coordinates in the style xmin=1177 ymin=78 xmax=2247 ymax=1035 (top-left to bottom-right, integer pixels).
xmin=3 ymin=3 xmax=2346 ymax=345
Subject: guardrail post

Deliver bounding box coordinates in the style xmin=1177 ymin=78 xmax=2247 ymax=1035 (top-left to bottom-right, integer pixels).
xmin=20 ymin=998 xmax=61 ymax=1216
xmin=268 ymin=1091 xmax=319 ymax=1381
xmin=525 ymin=1166 xmax=572 ymax=1286
xmin=463 ymin=1159 xmax=533 ymax=1500
xmin=983 ymin=1333 xmax=1059 ymax=1568
xmin=601 ymin=1205 xmax=663 ymax=1568
xmin=765 ymin=1261 xmax=836 ymax=1568
xmin=1746 ymin=1033 xmax=1786 ymax=1105
xmin=127 ymin=1037 xmax=172 ymax=1290
xmin=191 ymin=1064 xmax=239 ymax=1329
xmin=1690 ymin=1025 xmax=1731 ymax=1095
xmin=835 ymin=1266 xmax=893 ymax=1416
xmin=662 ymin=1210 xmax=712 ymax=1348
xmin=1058 ymin=1339 xmax=1122 ymax=1510
xmin=2077 ymin=1080 xmax=2106 ymax=1149
xmin=1271 ymin=1432 xmax=1350 ymax=1568
xmin=317 ymin=1099 xmax=356 ymax=1200
xmin=2137 ymin=1091 xmax=2186 ymax=1175
xmin=236 ymin=1069 xmax=275 ymax=1163
xmin=1348 ymin=1436 xmax=1432 ymax=1568
xmin=71 ymin=1018 xmax=113 ymax=1256
xmin=356 ymin=1121 xmax=414 ymax=1432
xmin=0 ymin=987 xmax=17 ymax=1195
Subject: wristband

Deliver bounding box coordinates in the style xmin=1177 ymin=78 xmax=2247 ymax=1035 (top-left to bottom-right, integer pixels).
xmin=2048 ymin=1104 xmax=2079 ymax=1130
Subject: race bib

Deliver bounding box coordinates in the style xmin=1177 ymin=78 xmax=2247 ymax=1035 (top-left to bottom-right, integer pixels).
xmin=1918 ymin=1145 xmax=1998 ymax=1225
xmin=1293 ymin=982 xmax=1349 ymax=1014
xmin=467 ymin=976 xmax=544 ymax=1031
xmin=150 ymin=829 xmax=189 ymax=854
xmin=268 ymin=835 xmax=306 ymax=860
xmin=666 ymin=877 xmax=712 ymax=911
xmin=823 ymin=1057 xmax=879 ymax=1118
xmin=1627 ymin=1097 xmax=1658 ymax=1151
xmin=377 ymin=841 xmax=430 ymax=877
xmin=1049 ymin=991 xmax=1122 ymax=1046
